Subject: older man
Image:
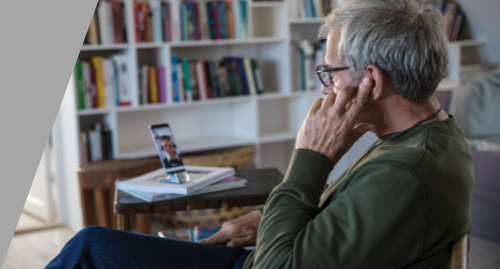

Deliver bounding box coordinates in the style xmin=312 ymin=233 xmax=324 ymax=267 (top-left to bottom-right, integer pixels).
xmin=46 ymin=0 xmax=473 ymax=268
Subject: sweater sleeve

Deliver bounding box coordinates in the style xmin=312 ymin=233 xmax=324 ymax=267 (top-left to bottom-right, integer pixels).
xmin=247 ymin=149 xmax=427 ymax=269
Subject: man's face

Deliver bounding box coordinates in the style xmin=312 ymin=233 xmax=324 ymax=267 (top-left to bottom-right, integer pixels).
xmin=161 ymin=140 xmax=175 ymax=157
xmin=322 ymin=29 xmax=355 ymax=95
xmin=323 ymin=29 xmax=378 ymax=126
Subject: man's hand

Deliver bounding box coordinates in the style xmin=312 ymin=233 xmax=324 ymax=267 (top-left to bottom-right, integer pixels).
xmin=198 ymin=210 xmax=262 ymax=248
xmin=296 ymin=78 xmax=374 ymax=165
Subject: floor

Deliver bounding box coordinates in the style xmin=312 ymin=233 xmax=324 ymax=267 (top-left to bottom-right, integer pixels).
xmin=3 ymin=213 xmax=500 ymax=269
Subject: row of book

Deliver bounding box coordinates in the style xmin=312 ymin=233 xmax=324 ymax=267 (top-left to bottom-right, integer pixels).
xmin=139 ymin=65 xmax=168 ymax=104
xmin=134 ymin=0 xmax=173 ymax=43
xmin=287 ymin=0 xmax=334 ymax=19
xmin=80 ymin=123 xmax=114 ymax=163
xmin=181 ymin=1 xmax=248 ymax=41
xmin=85 ymin=0 xmax=128 ymax=45
xmin=291 ymin=40 xmax=325 ymax=92
xmin=172 ymin=54 xmax=264 ymax=102
xmin=75 ymin=56 xmax=132 ymax=110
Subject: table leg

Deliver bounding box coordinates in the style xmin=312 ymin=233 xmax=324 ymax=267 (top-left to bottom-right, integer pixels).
xmin=136 ymin=214 xmax=152 ymax=235
xmin=116 ymin=214 xmax=131 ymax=231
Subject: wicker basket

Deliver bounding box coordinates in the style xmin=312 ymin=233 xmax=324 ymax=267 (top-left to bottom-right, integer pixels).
xmin=156 ymin=145 xmax=257 ymax=228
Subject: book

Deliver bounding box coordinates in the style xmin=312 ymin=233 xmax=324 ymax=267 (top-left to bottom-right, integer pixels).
xmin=172 ymin=53 xmax=181 ymax=102
xmin=251 ymin=59 xmax=264 ymax=94
xmin=75 ymin=60 xmax=86 ymax=110
xmin=149 ymin=67 xmax=159 ymax=103
xmin=112 ymin=54 xmax=131 ymax=106
xmin=116 ymin=166 xmax=235 ymax=194
xmin=91 ymin=56 xmax=106 ymax=108
xmin=121 ymin=176 xmax=247 ymax=202
xmin=150 ymin=0 xmax=163 ymax=42
xmin=140 ymin=65 xmax=150 ymax=104
xmin=157 ymin=65 xmax=167 ymax=103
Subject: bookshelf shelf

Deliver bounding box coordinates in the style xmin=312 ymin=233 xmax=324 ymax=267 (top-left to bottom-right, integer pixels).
xmin=250 ymin=2 xmax=284 ymax=8
xmin=135 ymin=42 xmax=170 ymax=49
xmin=81 ymin=44 xmax=130 ymax=51
xmin=289 ymin=18 xmax=324 ymax=25
xmin=257 ymin=91 xmax=307 ymax=100
xmin=259 ymin=130 xmax=298 ymax=144
xmin=77 ymin=108 xmax=112 ymax=116
xmin=170 ymin=37 xmax=286 ymax=48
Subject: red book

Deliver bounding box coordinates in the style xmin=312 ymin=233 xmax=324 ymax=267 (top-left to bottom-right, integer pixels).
xmin=200 ymin=59 xmax=211 ymax=99
xmin=193 ymin=2 xmax=201 ymax=40
xmin=90 ymin=65 xmax=98 ymax=108
xmin=212 ymin=2 xmax=221 ymax=39
xmin=133 ymin=0 xmax=140 ymax=42
xmin=110 ymin=1 xmax=123 ymax=43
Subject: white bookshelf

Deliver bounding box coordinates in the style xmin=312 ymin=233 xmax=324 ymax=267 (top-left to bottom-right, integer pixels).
xmin=65 ymin=0 xmax=488 ymax=177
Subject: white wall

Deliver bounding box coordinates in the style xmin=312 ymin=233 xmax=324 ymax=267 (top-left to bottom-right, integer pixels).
xmin=455 ymin=0 xmax=500 ymax=64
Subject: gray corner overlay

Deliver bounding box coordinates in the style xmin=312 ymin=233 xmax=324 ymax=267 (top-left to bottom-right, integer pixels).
xmin=0 ymin=0 xmax=98 ymax=266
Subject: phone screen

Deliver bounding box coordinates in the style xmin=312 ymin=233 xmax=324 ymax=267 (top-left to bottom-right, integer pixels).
xmin=148 ymin=123 xmax=190 ymax=183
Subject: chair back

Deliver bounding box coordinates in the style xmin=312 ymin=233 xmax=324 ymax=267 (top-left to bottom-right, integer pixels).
xmin=450 ymin=233 xmax=470 ymax=269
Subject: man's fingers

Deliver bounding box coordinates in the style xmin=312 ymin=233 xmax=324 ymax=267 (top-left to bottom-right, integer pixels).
xmin=198 ymin=231 xmax=230 ymax=245
xmin=226 ymin=236 xmax=255 ymax=248
xmin=332 ymin=86 xmax=355 ymax=114
xmin=310 ymin=97 xmax=323 ymax=114
xmin=344 ymin=77 xmax=373 ymax=120
xmin=321 ymin=92 xmax=337 ymax=109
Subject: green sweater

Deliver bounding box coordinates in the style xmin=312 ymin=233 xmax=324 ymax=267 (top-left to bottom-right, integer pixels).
xmin=244 ymin=116 xmax=474 ymax=269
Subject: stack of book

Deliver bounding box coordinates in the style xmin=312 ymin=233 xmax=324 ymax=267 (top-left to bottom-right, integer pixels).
xmin=138 ymin=65 xmax=168 ymax=104
xmin=85 ymin=0 xmax=128 ymax=45
xmin=291 ymin=40 xmax=325 ymax=92
xmin=133 ymin=0 xmax=173 ymax=43
xmin=116 ymin=166 xmax=247 ymax=202
xmin=80 ymin=123 xmax=114 ymax=163
xmin=75 ymin=55 xmax=132 ymax=110
xmin=180 ymin=1 xmax=248 ymax=41
xmin=171 ymin=54 xmax=264 ymax=102
xmin=287 ymin=0 xmax=334 ymax=19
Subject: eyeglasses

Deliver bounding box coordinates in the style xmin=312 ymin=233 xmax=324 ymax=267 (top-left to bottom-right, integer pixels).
xmin=316 ymin=65 xmax=350 ymax=87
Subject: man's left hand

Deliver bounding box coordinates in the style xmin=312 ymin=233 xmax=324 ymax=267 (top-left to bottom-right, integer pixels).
xmin=296 ymin=78 xmax=375 ymax=165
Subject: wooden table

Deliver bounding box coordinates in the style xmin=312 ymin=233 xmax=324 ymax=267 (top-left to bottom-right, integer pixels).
xmin=114 ymin=168 xmax=283 ymax=232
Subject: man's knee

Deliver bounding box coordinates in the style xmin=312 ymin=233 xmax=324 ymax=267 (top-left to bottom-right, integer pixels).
xmin=73 ymin=226 xmax=111 ymax=243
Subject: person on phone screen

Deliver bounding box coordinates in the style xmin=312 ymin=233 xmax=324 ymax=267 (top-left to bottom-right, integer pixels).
xmin=46 ymin=1 xmax=474 ymax=268
xmin=160 ymin=136 xmax=183 ymax=168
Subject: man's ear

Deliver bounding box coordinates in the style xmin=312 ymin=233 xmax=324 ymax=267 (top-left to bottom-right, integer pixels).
xmin=364 ymin=65 xmax=385 ymax=100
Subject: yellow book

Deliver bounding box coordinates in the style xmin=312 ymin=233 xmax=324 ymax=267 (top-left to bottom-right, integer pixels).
xmin=88 ymin=13 xmax=98 ymax=45
xmin=91 ymin=56 xmax=106 ymax=108
xmin=149 ymin=67 xmax=158 ymax=103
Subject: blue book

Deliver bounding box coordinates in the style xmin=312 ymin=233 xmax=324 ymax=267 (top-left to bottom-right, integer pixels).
xmin=172 ymin=53 xmax=180 ymax=102
xmin=225 ymin=57 xmax=249 ymax=95
xmin=218 ymin=2 xmax=228 ymax=39
xmin=113 ymin=61 xmax=120 ymax=106
xmin=239 ymin=1 xmax=247 ymax=38
xmin=181 ymin=3 xmax=189 ymax=41
xmin=304 ymin=0 xmax=312 ymax=18
xmin=206 ymin=2 xmax=216 ymax=40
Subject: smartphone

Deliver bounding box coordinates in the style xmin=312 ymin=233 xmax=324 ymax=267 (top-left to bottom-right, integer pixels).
xmin=148 ymin=123 xmax=190 ymax=183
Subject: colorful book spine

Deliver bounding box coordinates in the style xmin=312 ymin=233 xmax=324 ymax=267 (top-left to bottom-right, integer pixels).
xmin=226 ymin=1 xmax=235 ymax=39
xmin=239 ymin=1 xmax=247 ymax=39
xmin=162 ymin=2 xmax=172 ymax=41
xmin=91 ymin=56 xmax=106 ymax=108
xmin=157 ymin=66 xmax=167 ymax=103
xmin=207 ymin=2 xmax=216 ymax=39
xmin=182 ymin=59 xmax=193 ymax=102
xmin=181 ymin=2 xmax=189 ymax=41
xmin=192 ymin=2 xmax=201 ymax=40
xmin=75 ymin=60 xmax=86 ymax=110
xmin=218 ymin=2 xmax=228 ymax=39
xmin=212 ymin=2 xmax=221 ymax=39
xmin=172 ymin=54 xmax=180 ymax=102
xmin=149 ymin=67 xmax=159 ymax=103
xmin=150 ymin=0 xmax=163 ymax=42
xmin=251 ymin=59 xmax=265 ymax=94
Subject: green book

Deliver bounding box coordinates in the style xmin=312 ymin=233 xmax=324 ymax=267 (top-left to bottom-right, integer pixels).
xmin=181 ymin=59 xmax=192 ymax=102
xmin=74 ymin=59 xmax=85 ymax=110
xmin=251 ymin=59 xmax=264 ymax=94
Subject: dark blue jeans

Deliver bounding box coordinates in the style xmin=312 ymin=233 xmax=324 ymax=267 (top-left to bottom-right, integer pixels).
xmin=46 ymin=226 xmax=251 ymax=269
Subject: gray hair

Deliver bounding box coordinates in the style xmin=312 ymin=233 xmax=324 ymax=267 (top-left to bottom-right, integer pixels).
xmin=318 ymin=0 xmax=448 ymax=103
